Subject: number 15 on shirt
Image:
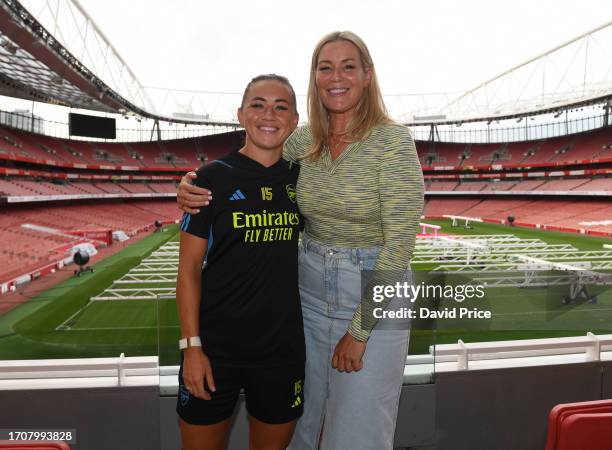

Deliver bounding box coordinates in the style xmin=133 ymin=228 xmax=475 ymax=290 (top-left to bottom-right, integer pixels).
xmin=261 ymin=187 xmax=273 ymax=200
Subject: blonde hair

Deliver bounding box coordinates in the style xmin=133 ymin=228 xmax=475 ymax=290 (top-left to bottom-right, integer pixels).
xmin=303 ymin=31 xmax=392 ymax=161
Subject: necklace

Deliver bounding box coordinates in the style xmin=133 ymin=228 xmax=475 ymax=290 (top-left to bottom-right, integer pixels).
xmin=328 ymin=134 xmax=350 ymax=161
xmin=328 ymin=131 xmax=350 ymax=150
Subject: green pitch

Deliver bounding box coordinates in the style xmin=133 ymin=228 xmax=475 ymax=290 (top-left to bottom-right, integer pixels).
xmin=409 ymin=220 xmax=612 ymax=353
xmin=0 ymin=226 xmax=180 ymax=362
xmin=0 ymin=221 xmax=610 ymax=364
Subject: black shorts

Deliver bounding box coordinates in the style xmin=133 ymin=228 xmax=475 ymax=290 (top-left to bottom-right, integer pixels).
xmin=177 ymin=360 xmax=305 ymax=425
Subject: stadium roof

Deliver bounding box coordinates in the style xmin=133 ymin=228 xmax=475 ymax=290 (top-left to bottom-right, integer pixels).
xmin=402 ymin=20 xmax=612 ymax=125
xmin=1 ymin=0 xmax=611 ymax=126
xmin=0 ymin=0 xmax=152 ymax=113
xmin=0 ymin=0 xmax=236 ymax=125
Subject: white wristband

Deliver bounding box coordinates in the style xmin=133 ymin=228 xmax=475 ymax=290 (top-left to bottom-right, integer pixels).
xmin=179 ymin=336 xmax=202 ymax=350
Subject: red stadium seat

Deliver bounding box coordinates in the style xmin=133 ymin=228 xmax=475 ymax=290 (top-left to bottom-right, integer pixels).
xmin=0 ymin=442 xmax=70 ymax=450
xmin=556 ymin=413 xmax=612 ymax=450
xmin=417 ymin=126 xmax=612 ymax=168
xmin=0 ymin=125 xmax=242 ymax=169
xmin=545 ymin=399 xmax=612 ymax=450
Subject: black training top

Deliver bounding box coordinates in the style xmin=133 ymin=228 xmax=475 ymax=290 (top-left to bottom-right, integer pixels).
xmin=180 ymin=150 xmax=304 ymax=367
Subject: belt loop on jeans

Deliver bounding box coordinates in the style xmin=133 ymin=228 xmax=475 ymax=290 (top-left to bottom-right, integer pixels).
xmin=350 ymin=249 xmax=358 ymax=265
xmin=303 ymin=233 xmax=329 ymax=257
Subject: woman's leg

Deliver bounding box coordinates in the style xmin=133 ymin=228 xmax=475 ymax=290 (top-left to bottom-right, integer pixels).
xmin=320 ymin=324 xmax=409 ymax=450
xmin=244 ymin=361 xmax=305 ymax=449
xmin=177 ymin=362 xmax=242 ymax=450
xmin=288 ymin=304 xmax=333 ymax=450
xmin=288 ymin=246 xmax=333 ymax=450
xmin=249 ymin=417 xmax=297 ymax=450
xmin=179 ymin=417 xmax=233 ymax=450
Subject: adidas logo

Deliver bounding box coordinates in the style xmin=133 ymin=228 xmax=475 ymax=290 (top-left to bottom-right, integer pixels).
xmin=229 ymin=189 xmax=246 ymax=201
xmin=291 ymin=395 xmax=302 ymax=408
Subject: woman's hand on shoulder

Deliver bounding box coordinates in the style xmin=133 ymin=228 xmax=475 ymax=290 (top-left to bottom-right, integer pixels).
xmin=177 ymin=171 xmax=212 ymax=214
xmin=182 ymin=347 xmax=216 ymax=400
xmin=332 ymin=332 xmax=366 ymax=373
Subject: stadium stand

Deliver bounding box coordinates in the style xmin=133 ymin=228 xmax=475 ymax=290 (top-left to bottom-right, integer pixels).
xmin=509 ymin=179 xmax=548 ymax=191
xmin=418 ymin=126 xmax=612 ymax=168
xmin=0 ymin=126 xmax=53 ymax=161
xmin=148 ymin=182 xmax=178 ymax=193
xmin=423 ymin=198 xmax=485 ymax=216
xmin=1 ymin=121 xmax=609 ymax=289
xmin=0 ymin=178 xmax=35 ymax=196
xmin=426 ymin=181 xmax=458 ymax=191
xmin=3 ymin=123 xmax=611 ymax=171
xmin=425 ymin=198 xmax=612 ymax=234
xmin=536 ymin=178 xmax=593 ymax=191
xmin=503 ymin=141 xmax=536 ymax=165
xmin=2 ymin=120 xmax=608 ymax=246
xmin=8 ymin=201 xmax=178 ymax=232
xmin=0 ymin=200 xmax=181 ymax=283
xmin=574 ymin=178 xmax=612 ymax=191
xmin=482 ymin=180 xmax=517 ymax=191
xmin=427 ymin=178 xmax=610 ymax=192
xmin=0 ymin=215 xmax=82 ymax=281
xmin=69 ymin=182 xmax=107 ymax=194
xmin=117 ymin=182 xmax=154 ymax=193
xmin=455 ymin=181 xmax=489 ymax=191
xmin=92 ymin=182 xmax=127 ymax=194
xmin=12 ymin=180 xmax=71 ymax=195
xmin=0 ymin=125 xmax=243 ymax=168
xmin=0 ymin=180 xmax=178 ymax=196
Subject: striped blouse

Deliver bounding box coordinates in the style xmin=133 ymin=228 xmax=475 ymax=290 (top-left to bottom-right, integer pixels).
xmin=283 ymin=122 xmax=424 ymax=341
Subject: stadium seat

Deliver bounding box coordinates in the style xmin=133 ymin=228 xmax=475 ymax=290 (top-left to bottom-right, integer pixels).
xmin=416 ymin=126 xmax=612 ymax=168
xmin=0 ymin=125 xmax=243 ymax=169
xmin=424 ymin=198 xmax=612 ymax=234
xmin=0 ymin=443 xmax=70 ymax=450
xmin=544 ymin=399 xmax=612 ymax=450
xmin=556 ymin=413 xmax=612 ymax=450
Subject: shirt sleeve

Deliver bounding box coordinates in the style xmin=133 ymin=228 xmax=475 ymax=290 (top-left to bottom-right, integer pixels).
xmin=283 ymin=125 xmax=311 ymax=163
xmin=348 ymin=125 xmax=424 ymax=341
xmin=179 ymin=167 xmax=214 ymax=240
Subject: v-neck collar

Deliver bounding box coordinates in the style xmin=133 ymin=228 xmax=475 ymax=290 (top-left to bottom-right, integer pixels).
xmin=320 ymin=140 xmax=363 ymax=174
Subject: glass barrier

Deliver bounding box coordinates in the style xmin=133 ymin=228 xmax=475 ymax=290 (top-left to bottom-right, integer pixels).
xmin=0 ymin=225 xmax=179 ymax=363
xmin=405 ymin=268 xmax=437 ymax=386
xmin=2 ymin=217 xmax=611 ymax=394
xmin=156 ymin=232 xmax=438 ymax=396
xmin=419 ymin=219 xmax=612 ymax=374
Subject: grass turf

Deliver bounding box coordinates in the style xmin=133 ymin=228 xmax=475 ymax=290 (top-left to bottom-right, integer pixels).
xmin=0 ymin=220 xmax=610 ymax=362
xmin=0 ymin=226 xmax=179 ymax=360
xmin=409 ymin=220 xmax=612 ymax=353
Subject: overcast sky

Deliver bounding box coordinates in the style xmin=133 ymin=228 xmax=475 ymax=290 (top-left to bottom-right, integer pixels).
xmin=6 ymin=0 xmax=612 ymax=125
xmin=74 ymin=0 xmax=612 ymax=94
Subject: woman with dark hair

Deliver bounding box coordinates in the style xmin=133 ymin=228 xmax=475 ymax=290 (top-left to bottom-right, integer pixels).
xmin=178 ymin=32 xmax=424 ymax=450
xmin=176 ymin=74 xmax=304 ymax=450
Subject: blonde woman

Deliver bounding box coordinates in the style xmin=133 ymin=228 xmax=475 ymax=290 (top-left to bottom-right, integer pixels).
xmin=178 ymin=32 xmax=424 ymax=450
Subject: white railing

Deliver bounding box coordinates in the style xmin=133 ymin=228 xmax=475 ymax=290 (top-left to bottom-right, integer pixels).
xmin=431 ymin=191 xmax=612 ymax=197
xmin=7 ymin=191 xmax=611 ymax=205
xmin=6 ymin=192 xmax=176 ymax=204
xmin=3 ymin=335 xmax=612 ymax=390
xmin=0 ymin=355 xmax=158 ymax=390
xmin=432 ymin=333 xmax=612 ymax=371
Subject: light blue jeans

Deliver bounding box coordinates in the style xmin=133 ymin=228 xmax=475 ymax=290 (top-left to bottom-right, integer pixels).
xmin=288 ymin=234 xmax=410 ymax=450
